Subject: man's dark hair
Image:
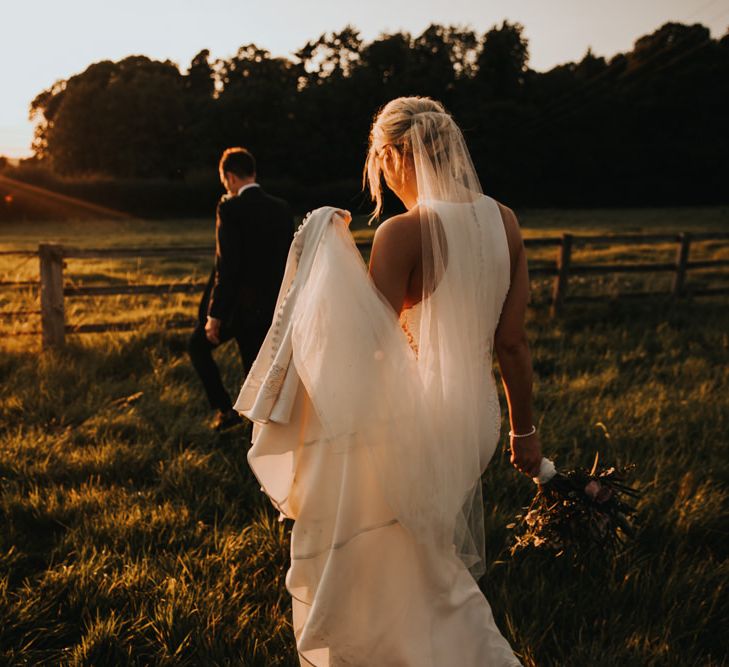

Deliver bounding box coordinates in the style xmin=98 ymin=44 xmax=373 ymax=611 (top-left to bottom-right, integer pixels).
xmin=219 ymin=147 xmax=256 ymax=178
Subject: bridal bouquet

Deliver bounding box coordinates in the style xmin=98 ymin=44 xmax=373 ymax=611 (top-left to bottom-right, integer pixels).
xmin=507 ymin=454 xmax=641 ymax=563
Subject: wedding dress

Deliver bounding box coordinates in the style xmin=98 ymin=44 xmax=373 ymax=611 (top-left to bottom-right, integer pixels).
xmin=234 ymin=111 xmax=523 ymax=666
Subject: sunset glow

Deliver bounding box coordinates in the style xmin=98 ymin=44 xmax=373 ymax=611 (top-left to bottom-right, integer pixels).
xmin=2 ymin=0 xmax=728 ymax=158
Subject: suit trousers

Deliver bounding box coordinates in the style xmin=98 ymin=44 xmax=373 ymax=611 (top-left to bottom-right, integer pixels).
xmin=188 ymin=292 xmax=270 ymax=412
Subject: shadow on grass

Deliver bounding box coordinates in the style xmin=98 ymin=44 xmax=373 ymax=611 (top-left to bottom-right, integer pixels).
xmin=0 ymin=298 xmax=727 ymax=666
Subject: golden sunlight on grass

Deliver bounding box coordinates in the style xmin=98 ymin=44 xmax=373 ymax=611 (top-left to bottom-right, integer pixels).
xmin=0 ymin=210 xmax=727 ymax=665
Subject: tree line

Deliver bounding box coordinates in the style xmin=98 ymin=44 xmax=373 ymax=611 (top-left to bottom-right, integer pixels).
xmin=12 ymin=20 xmax=729 ymax=212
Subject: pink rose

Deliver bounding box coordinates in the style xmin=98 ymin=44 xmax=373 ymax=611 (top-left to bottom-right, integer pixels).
xmin=584 ymin=480 xmax=601 ymax=500
xmin=595 ymin=486 xmax=613 ymax=503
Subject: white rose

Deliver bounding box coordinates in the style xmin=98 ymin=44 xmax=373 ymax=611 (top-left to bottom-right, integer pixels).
xmin=533 ymin=457 xmax=557 ymax=485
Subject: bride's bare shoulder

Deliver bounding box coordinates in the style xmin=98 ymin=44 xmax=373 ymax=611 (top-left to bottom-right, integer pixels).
xmin=494 ymin=200 xmax=525 ymax=274
xmin=494 ymin=200 xmax=519 ymax=232
xmin=371 ymin=208 xmax=421 ymax=257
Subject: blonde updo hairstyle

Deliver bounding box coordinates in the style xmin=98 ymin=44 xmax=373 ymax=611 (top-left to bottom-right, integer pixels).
xmin=363 ymin=96 xmax=451 ymax=221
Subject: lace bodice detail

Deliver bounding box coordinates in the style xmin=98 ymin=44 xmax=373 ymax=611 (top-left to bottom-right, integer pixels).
xmin=399 ymin=302 xmax=422 ymax=357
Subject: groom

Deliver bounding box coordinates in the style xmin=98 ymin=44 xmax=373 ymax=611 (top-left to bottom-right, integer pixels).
xmin=188 ymin=147 xmax=295 ymax=431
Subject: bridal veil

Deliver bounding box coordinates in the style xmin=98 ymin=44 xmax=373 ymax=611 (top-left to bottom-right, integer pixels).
xmin=364 ymin=104 xmax=511 ymax=579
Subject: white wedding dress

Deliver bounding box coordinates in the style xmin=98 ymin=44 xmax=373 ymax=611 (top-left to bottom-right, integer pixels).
xmin=235 ymin=194 xmax=522 ymax=666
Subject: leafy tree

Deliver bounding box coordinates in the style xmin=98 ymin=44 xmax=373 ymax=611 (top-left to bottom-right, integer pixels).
xmin=23 ymin=20 xmax=729 ymax=207
xmin=295 ymin=26 xmax=363 ymax=86
xmin=183 ymin=49 xmax=217 ymax=169
xmin=31 ymin=56 xmax=185 ymax=177
xmin=213 ymin=45 xmax=301 ymax=176
xmin=475 ymin=21 xmax=529 ymax=100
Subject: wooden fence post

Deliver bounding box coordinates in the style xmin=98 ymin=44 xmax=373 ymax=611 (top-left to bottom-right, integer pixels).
xmin=550 ymin=233 xmax=573 ymax=317
xmin=672 ymin=232 xmax=691 ymax=298
xmin=39 ymin=243 xmax=65 ymax=349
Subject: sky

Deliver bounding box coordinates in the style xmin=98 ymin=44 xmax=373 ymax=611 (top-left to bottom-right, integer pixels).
xmin=1 ymin=0 xmax=728 ymax=158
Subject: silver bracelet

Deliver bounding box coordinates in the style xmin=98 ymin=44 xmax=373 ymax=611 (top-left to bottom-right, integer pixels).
xmin=509 ymin=424 xmax=536 ymax=438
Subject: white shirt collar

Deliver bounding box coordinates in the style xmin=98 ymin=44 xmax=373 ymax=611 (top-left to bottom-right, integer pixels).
xmin=237 ymin=182 xmax=261 ymax=196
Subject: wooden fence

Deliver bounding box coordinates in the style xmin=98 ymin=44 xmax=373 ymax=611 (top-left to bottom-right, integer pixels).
xmin=1 ymin=231 xmax=728 ymax=349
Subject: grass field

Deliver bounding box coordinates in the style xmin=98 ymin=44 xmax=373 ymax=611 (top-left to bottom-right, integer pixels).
xmin=0 ymin=208 xmax=728 ymax=665
xmin=1 ymin=205 xmax=727 ymax=340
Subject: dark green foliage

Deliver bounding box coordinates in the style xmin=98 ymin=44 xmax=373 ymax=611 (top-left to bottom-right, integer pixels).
xmin=9 ymin=19 xmax=727 ymax=215
xmin=29 ymin=56 xmax=188 ymax=179
xmin=508 ymin=460 xmax=641 ymax=562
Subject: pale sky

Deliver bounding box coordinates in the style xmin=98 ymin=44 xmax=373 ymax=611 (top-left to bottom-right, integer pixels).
xmin=1 ymin=0 xmax=728 ymax=157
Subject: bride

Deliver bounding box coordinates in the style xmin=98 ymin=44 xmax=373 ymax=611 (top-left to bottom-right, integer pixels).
xmin=235 ymin=96 xmax=543 ymax=666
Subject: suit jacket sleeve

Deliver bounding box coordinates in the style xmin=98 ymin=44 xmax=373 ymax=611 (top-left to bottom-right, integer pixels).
xmin=208 ymin=201 xmax=242 ymax=323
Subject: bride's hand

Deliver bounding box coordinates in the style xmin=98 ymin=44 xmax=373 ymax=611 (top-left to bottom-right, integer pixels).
xmin=334 ymin=209 xmax=352 ymax=227
xmin=510 ymin=433 xmax=542 ymax=478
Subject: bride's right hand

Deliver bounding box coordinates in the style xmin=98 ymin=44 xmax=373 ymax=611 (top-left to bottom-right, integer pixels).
xmin=333 ymin=209 xmax=352 ymax=227
xmin=510 ymin=433 xmax=542 ymax=478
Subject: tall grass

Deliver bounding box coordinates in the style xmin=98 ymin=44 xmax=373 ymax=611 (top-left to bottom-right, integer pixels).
xmin=0 ymin=211 xmax=727 ymax=665
xmin=1 ymin=299 xmax=727 ymax=665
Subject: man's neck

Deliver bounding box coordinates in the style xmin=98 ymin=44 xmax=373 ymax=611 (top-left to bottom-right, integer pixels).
xmin=237 ymin=181 xmax=260 ymax=196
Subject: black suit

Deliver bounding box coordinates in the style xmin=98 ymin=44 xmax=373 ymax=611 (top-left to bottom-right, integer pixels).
xmin=188 ymin=185 xmax=295 ymax=412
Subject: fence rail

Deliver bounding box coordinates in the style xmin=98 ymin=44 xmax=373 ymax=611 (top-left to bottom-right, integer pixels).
xmin=1 ymin=230 xmax=728 ymax=349
xmin=63 ymin=283 xmax=208 ymax=297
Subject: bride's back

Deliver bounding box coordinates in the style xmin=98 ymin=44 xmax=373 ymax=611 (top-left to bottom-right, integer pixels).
xmin=368 ymin=203 xmax=451 ymax=312
xmin=370 ymin=193 xmax=512 ymax=340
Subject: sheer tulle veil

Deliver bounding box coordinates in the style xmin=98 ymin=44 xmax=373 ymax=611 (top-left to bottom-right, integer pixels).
xmin=366 ymin=100 xmax=507 ymax=580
